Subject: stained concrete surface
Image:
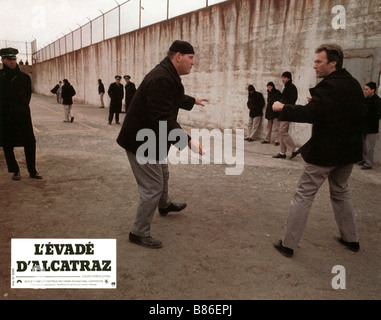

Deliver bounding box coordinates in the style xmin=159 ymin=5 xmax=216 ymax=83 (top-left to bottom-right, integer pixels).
xmin=1 ymin=94 xmax=380 ymax=300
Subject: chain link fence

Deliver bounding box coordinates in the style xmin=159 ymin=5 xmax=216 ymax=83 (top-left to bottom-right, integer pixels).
xmin=31 ymin=0 xmax=227 ymax=64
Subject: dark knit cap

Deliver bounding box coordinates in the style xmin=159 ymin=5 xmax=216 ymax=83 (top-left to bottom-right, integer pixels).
xmin=169 ymin=40 xmax=195 ymax=54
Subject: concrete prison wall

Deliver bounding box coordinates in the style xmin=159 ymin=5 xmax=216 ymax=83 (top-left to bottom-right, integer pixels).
xmin=32 ymin=0 xmax=381 ymax=163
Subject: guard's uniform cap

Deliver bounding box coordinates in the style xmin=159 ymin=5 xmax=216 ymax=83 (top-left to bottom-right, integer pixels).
xmin=115 ymin=75 xmax=122 ymax=80
xmin=169 ymin=40 xmax=195 ymax=54
xmin=0 ymin=47 xmax=19 ymax=60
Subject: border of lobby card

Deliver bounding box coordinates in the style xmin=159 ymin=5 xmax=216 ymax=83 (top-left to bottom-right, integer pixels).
xmin=11 ymin=239 xmax=117 ymax=289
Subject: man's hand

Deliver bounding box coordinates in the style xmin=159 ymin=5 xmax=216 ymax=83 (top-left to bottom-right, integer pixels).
xmin=273 ymin=101 xmax=285 ymax=112
xmin=195 ymin=98 xmax=209 ymax=106
xmin=188 ymin=139 xmax=205 ymax=155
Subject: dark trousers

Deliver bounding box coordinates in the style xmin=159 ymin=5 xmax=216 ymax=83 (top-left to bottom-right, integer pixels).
xmin=2 ymin=144 xmax=37 ymax=175
xmin=108 ymin=112 xmax=120 ymax=124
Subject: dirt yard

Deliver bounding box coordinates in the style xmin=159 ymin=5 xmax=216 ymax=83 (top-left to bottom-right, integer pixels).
xmin=1 ymin=94 xmax=380 ymax=301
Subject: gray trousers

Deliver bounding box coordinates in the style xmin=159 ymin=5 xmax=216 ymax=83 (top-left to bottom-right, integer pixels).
xmin=282 ymin=163 xmax=359 ymax=250
xmin=127 ymin=151 xmax=171 ymax=237
xmin=279 ymin=121 xmax=297 ymax=154
xmin=247 ymin=116 xmax=262 ymax=139
xmin=362 ymin=133 xmax=377 ymax=168
xmin=265 ymin=118 xmax=280 ymax=143
xmin=63 ymin=104 xmax=73 ymax=122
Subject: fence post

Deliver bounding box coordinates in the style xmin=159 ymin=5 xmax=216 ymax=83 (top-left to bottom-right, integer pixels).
xmin=114 ymin=1 xmax=121 ymax=36
xmin=25 ymin=42 xmax=28 ymax=63
xmin=139 ymin=0 xmax=142 ymax=28
xmin=99 ymin=10 xmax=105 ymax=41
xmin=87 ymin=18 xmax=93 ymax=45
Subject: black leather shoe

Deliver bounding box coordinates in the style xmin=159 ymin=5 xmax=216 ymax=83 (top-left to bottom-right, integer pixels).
xmin=337 ymin=237 xmax=359 ymax=252
xmin=361 ymin=165 xmax=372 ymax=170
xmin=261 ymin=140 xmax=270 ymax=144
xmin=273 ymin=153 xmax=286 ymax=159
xmin=129 ymin=232 xmax=162 ymax=249
xmin=274 ymin=142 xmax=280 ymax=146
xmin=290 ymin=149 xmax=301 ymax=160
xmin=274 ymin=240 xmax=293 ymax=258
xmin=30 ymin=173 xmax=43 ymax=179
xmin=13 ymin=171 xmax=21 ymax=181
xmin=159 ymin=202 xmax=187 ymax=216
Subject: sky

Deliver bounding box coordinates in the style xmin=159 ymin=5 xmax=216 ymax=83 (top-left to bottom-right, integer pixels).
xmin=0 ymin=0 xmax=226 ymax=60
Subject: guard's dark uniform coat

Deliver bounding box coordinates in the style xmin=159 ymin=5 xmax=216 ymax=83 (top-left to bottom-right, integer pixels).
xmin=124 ymin=81 xmax=137 ymax=112
xmin=117 ymin=57 xmax=195 ymax=161
xmin=0 ymin=64 xmax=35 ymax=148
xmin=108 ymin=82 xmax=124 ymax=113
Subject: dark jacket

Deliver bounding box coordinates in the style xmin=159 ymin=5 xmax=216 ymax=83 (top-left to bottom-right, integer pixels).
xmin=279 ymin=68 xmax=363 ymax=166
xmin=98 ymin=82 xmax=105 ymax=94
xmin=247 ymin=90 xmax=265 ymax=118
xmin=125 ymin=82 xmax=137 ymax=111
xmin=108 ymin=82 xmax=124 ymax=113
xmin=61 ymin=83 xmax=76 ymax=105
xmin=51 ymin=84 xmax=59 ymax=94
xmin=280 ymin=80 xmax=298 ymax=105
xmin=117 ymin=57 xmax=195 ymax=161
xmin=0 ymin=64 xmax=35 ymax=147
xmin=265 ymin=88 xmax=282 ymax=120
xmin=362 ymin=94 xmax=381 ymax=134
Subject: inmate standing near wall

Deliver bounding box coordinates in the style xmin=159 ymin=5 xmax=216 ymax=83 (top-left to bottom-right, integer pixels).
xmin=273 ymin=72 xmax=300 ymax=160
xmin=117 ymin=40 xmax=208 ymax=249
xmin=272 ymin=44 xmax=364 ymax=257
xmin=244 ymin=85 xmax=265 ymax=142
xmin=98 ymin=79 xmax=105 ymax=108
xmin=61 ymin=79 xmax=76 ymax=123
xmin=0 ymin=47 xmax=42 ymax=181
xmin=359 ymin=82 xmax=381 ymax=170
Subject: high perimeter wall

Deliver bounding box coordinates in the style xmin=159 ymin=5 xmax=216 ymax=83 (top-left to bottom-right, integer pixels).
xmin=32 ymin=0 xmax=381 ymax=162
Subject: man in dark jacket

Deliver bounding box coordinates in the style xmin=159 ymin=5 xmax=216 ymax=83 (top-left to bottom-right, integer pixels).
xmin=0 ymin=47 xmax=42 ymax=180
xmin=358 ymin=82 xmax=381 ymax=170
xmin=123 ymin=75 xmax=136 ymax=113
xmin=107 ymin=76 xmax=124 ymax=124
xmin=98 ymin=79 xmax=105 ymax=108
xmin=272 ymin=44 xmax=363 ymax=257
xmin=273 ymin=71 xmax=299 ymax=159
xmin=263 ymin=82 xmax=282 ymax=144
xmin=61 ymin=79 xmax=76 ymax=123
xmin=117 ymin=40 xmax=208 ymax=249
xmin=244 ymin=85 xmax=265 ymax=142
